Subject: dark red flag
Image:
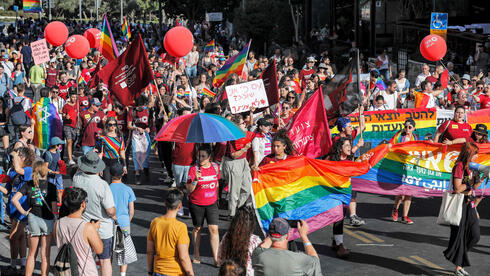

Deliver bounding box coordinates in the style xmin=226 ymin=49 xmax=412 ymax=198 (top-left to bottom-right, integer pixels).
xmin=99 ymin=34 xmax=154 ymax=106
xmin=288 ymin=88 xmax=332 ymax=158
xmin=260 ymin=60 xmax=279 ymax=107
xmin=88 ymin=61 xmax=102 ymax=89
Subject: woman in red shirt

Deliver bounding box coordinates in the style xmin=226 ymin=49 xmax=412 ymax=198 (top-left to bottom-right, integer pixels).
xmin=434 ymin=106 xmax=473 ymax=145
xmin=186 ymin=145 xmax=220 ymax=266
xmin=444 ymin=142 xmax=482 ymax=276
xmin=259 ymin=129 xmax=295 ymax=166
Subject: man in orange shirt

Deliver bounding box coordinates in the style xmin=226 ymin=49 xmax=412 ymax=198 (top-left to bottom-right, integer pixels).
xmin=147 ymin=189 xmax=194 ymax=276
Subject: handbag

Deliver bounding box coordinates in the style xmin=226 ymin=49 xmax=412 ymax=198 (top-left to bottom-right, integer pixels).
xmin=113 ymin=224 xmax=125 ymax=254
xmin=116 ymin=233 xmax=138 ymax=265
xmin=437 ymin=180 xmax=464 ymax=226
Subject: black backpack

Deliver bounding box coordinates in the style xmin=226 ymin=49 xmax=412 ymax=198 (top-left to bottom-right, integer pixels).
xmin=54 ymin=221 xmax=84 ymax=276
xmin=9 ymin=97 xmax=30 ymax=126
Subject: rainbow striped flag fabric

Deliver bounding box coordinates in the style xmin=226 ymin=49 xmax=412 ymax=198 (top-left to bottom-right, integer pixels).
xmin=253 ymin=156 xmax=370 ymax=240
xmin=122 ymin=17 xmax=131 ymax=41
xmin=77 ymin=74 xmax=87 ymax=85
xmin=202 ymin=87 xmax=215 ymax=97
xmin=23 ymin=0 xmax=42 ymax=13
xmin=32 ymin=98 xmax=63 ymax=150
xmin=213 ymin=41 xmax=251 ymax=88
xmin=7 ymin=89 xmax=17 ymax=99
xmin=414 ymin=91 xmax=430 ymax=108
xmin=375 ymin=77 xmax=387 ymax=90
xmin=352 ymin=141 xmax=490 ymax=198
xmin=204 ymin=40 xmax=215 ymax=53
xmin=100 ymin=14 xmax=120 ymax=62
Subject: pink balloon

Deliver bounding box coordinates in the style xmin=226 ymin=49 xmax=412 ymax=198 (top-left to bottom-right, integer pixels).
xmin=84 ymin=28 xmax=101 ymax=49
xmin=65 ymin=35 xmax=90 ymax=59
xmin=163 ymin=26 xmax=194 ymax=58
xmin=420 ymin=34 xmax=447 ymax=61
xmin=44 ymin=21 xmax=69 ymax=46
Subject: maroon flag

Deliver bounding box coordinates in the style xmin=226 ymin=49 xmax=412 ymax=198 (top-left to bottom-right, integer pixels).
xmin=88 ymin=61 xmax=102 ymax=89
xmin=288 ymin=88 xmax=332 ymax=158
xmin=440 ymin=69 xmax=449 ymax=89
xmin=99 ymin=35 xmax=154 ymax=106
xmin=260 ymin=60 xmax=279 ymax=106
xmin=162 ymin=53 xmax=180 ymax=66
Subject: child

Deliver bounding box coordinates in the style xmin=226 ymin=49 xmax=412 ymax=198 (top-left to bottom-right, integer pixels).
xmin=43 ymin=137 xmax=65 ymax=213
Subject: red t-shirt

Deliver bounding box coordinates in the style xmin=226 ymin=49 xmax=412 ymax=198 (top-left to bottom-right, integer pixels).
xmin=452 ymin=161 xmax=471 ymax=186
xmin=437 ymin=120 xmax=472 ymax=142
xmin=46 ymin=68 xmax=58 ymax=88
xmin=127 ymin=108 xmax=150 ymax=129
xmin=58 ymin=81 xmax=74 ymax=100
xmin=225 ymin=141 xmax=247 ymax=159
xmin=259 ymin=154 xmax=291 ymax=166
xmin=62 ymin=102 xmax=78 ymax=128
xmin=116 ymin=110 xmax=128 ymax=133
xmin=80 ymin=110 xmax=105 ymax=146
xmin=187 ymin=163 xmax=220 ymax=205
xmin=299 ymin=68 xmax=316 ymax=88
xmin=478 ymin=94 xmax=490 ymax=109
xmin=79 ymin=96 xmax=90 ymax=111
xmin=172 ymin=142 xmax=195 ymax=166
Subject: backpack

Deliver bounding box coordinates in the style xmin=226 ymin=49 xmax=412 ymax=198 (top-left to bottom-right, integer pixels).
xmin=6 ymin=171 xmax=29 ymax=220
xmin=54 ymin=221 xmax=84 ymax=276
xmin=9 ymin=97 xmax=30 ymax=126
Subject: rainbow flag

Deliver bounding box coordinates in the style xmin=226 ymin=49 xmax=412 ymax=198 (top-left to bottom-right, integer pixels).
xmin=23 ymin=0 xmax=42 ymax=13
xmin=213 ymin=41 xmax=251 ymax=88
xmin=468 ymin=109 xmax=490 ymax=136
xmin=100 ymin=14 xmax=120 ymax=62
xmin=32 ymin=98 xmax=63 ymax=150
xmin=77 ymin=74 xmax=87 ymax=85
xmin=414 ymin=91 xmax=430 ymax=108
xmin=375 ymin=77 xmax=386 ymax=90
xmin=7 ymin=89 xmax=17 ymax=99
xmin=253 ymin=156 xmax=370 ymax=240
xmin=202 ymin=87 xmax=215 ymax=97
xmin=352 ymin=141 xmax=490 ymax=198
xmin=204 ymin=40 xmax=215 ymax=53
xmin=122 ymin=17 xmax=131 ymax=41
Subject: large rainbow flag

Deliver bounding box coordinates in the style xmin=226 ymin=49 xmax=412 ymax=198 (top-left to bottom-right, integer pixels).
xmin=253 ymin=156 xmax=371 ymax=239
xmin=213 ymin=41 xmax=250 ymax=88
xmin=23 ymin=0 xmax=42 ymax=13
xmin=33 ymin=98 xmax=63 ymax=149
xmin=122 ymin=17 xmax=131 ymax=41
xmin=100 ymin=14 xmax=119 ymax=61
xmin=352 ymin=141 xmax=490 ymax=197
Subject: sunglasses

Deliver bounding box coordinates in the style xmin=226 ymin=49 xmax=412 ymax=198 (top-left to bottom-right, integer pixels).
xmin=288 ymin=96 xmax=295 ymax=99
xmin=405 ymin=125 xmax=414 ymax=129
xmin=477 ymin=86 xmax=483 ymax=89
xmin=107 ymin=123 xmax=117 ymax=127
xmin=282 ymin=106 xmax=290 ymax=110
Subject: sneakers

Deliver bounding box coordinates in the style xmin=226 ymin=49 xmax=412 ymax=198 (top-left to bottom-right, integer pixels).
xmin=68 ymin=160 xmax=76 ymax=166
xmin=349 ymin=214 xmax=365 ymax=226
xmin=392 ymin=209 xmax=398 ymax=222
xmin=454 ymin=268 xmax=470 ymax=276
xmin=135 ymin=173 xmax=141 ymax=185
xmin=401 ymin=216 xmax=414 ymax=224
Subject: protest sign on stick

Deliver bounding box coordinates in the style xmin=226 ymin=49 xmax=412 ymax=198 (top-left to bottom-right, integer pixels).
xmin=30 ymin=39 xmax=50 ymax=65
xmin=226 ymin=79 xmax=269 ymax=114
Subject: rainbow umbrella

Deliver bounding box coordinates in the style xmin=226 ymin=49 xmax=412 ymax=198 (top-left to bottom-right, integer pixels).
xmin=155 ymin=113 xmax=245 ymax=143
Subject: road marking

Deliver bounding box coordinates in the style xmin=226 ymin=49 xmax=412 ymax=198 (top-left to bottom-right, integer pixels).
xmin=398 ymin=256 xmax=437 ymax=276
xmin=410 ymin=255 xmax=446 ymax=270
xmin=356 ymin=243 xmax=394 ymax=246
xmin=356 ymin=230 xmax=385 ymax=243
xmin=344 ymin=228 xmax=372 ymax=243
xmin=398 ymin=256 xmax=453 ymax=275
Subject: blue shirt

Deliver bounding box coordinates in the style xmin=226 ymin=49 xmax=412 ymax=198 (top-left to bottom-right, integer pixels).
xmin=110 ymin=182 xmax=136 ymax=228
xmin=6 ymin=166 xmax=32 ymax=220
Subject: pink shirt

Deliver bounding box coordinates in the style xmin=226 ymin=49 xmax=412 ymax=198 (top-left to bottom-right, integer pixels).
xmin=187 ymin=163 xmax=220 ymax=206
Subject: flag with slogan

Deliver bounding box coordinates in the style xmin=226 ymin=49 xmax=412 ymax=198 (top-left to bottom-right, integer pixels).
xmin=288 ymin=88 xmax=332 ymax=158
xmin=253 ymin=156 xmax=370 ymax=240
xmin=99 ymin=35 xmax=153 ymax=106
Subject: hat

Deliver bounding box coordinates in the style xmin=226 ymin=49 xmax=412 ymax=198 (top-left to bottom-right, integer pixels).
xmin=50 ymin=136 xmax=65 ymax=146
xmin=268 ymin=217 xmax=290 ymax=238
xmin=257 ymin=118 xmax=272 ymax=127
xmin=336 ymin=117 xmax=351 ymax=131
xmin=318 ymin=63 xmax=327 ymax=69
xmin=219 ymin=57 xmax=226 ymax=61
xmin=90 ymin=97 xmax=102 ymax=106
xmin=50 ymin=58 xmax=56 ymax=63
xmin=462 ymin=74 xmax=471 ymax=81
xmin=306 ymin=56 xmax=317 ymax=63
xmin=474 ymin=124 xmax=488 ymax=135
xmin=109 ymin=163 xmax=124 ymax=177
xmin=77 ymin=152 xmax=106 ymax=174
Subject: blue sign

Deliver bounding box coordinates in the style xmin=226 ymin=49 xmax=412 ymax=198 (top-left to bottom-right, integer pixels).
xmin=430 ymin=13 xmax=448 ymax=30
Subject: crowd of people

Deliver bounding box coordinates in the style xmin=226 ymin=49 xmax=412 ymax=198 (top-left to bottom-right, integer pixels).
xmin=0 ymin=15 xmax=488 ymax=276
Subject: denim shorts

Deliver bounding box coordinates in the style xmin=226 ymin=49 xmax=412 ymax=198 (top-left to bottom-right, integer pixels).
xmin=26 ymin=213 xmax=54 ymax=236
xmin=97 ymin=237 xmax=113 ymax=260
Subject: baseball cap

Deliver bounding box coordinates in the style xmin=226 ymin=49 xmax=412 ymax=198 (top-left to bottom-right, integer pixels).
xmin=109 ymin=163 xmax=125 ymax=177
xmin=90 ymin=97 xmax=102 ymax=106
xmin=306 ymin=56 xmax=317 ymax=63
xmin=269 ymin=217 xmax=290 ymax=238
xmin=474 ymin=124 xmax=487 ymax=135
xmin=257 ymin=118 xmax=272 ymax=127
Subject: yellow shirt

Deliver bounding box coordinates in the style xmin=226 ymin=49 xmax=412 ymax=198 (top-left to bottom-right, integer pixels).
xmin=148 ymin=216 xmax=190 ymax=275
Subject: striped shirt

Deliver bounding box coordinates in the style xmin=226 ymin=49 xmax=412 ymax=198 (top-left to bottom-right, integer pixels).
xmin=100 ymin=135 xmax=125 ymax=159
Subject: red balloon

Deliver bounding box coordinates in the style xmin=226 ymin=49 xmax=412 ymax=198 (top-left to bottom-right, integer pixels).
xmin=420 ymin=34 xmax=447 ymax=61
xmin=163 ymin=26 xmax=194 ymax=58
xmin=44 ymin=21 xmax=69 ymax=46
xmin=83 ymin=28 xmax=101 ymax=49
xmin=65 ymin=35 xmax=90 ymax=59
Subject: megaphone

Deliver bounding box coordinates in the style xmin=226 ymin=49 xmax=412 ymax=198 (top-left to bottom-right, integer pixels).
xmin=469 ymin=162 xmax=490 ymax=178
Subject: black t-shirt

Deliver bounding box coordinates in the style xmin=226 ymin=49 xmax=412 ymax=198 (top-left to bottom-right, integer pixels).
xmin=18 ymin=180 xmax=56 ymax=220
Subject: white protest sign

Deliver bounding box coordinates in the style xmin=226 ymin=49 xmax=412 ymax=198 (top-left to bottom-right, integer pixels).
xmin=206 ymin=12 xmax=223 ymax=22
xmin=226 ymin=79 xmax=269 ymax=114
xmin=30 ymin=39 xmax=50 ymax=65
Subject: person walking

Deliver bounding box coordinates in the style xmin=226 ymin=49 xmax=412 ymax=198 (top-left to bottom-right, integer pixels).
xmin=99 ymin=117 xmax=127 ymax=183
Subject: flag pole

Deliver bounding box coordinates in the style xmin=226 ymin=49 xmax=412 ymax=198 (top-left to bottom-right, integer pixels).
xmin=356 ymin=48 xmax=364 ymax=141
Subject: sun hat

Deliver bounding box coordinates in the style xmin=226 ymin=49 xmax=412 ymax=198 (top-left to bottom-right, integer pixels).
xmin=77 ymin=152 xmax=106 ymax=174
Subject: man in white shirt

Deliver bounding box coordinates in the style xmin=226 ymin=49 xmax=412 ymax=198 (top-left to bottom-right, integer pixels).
xmin=184 ymin=45 xmax=199 ymax=79
xmin=178 ymin=74 xmax=198 ymax=110
xmin=415 ymin=63 xmax=431 ymax=89
xmin=378 ymin=80 xmax=399 ymax=110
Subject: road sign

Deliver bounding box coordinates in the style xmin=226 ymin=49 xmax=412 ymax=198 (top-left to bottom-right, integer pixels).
xmin=430 ymin=12 xmax=448 ymax=40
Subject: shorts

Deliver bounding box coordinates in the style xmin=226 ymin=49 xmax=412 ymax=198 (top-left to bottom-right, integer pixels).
xmin=0 ymin=125 xmax=8 ymax=137
xmin=189 ymin=201 xmax=219 ymax=227
xmin=49 ymin=175 xmax=64 ymax=190
xmin=97 ymin=237 xmax=113 ymax=260
xmin=26 ymin=213 xmax=54 ymax=236
xmin=63 ymin=125 xmax=77 ymax=141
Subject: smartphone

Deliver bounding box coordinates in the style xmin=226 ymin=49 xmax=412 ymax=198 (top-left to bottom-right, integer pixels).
xmin=287 ymin=219 xmax=301 ymax=228
xmin=90 ymin=219 xmax=99 ymax=223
